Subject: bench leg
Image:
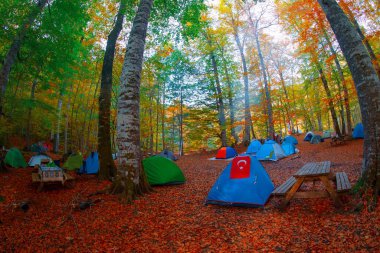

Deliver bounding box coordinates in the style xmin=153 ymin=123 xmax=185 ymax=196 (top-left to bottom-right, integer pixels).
xmin=280 ymin=178 xmax=304 ymax=210
xmin=37 ymin=182 xmax=44 ymax=192
xmin=320 ymin=176 xmax=342 ymax=207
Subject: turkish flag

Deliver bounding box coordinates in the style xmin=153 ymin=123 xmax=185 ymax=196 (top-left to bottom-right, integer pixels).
xmin=230 ymin=156 xmax=251 ymax=179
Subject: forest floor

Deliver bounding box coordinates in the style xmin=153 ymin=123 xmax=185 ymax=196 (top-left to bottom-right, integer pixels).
xmin=1 ymin=137 xmax=379 ymax=252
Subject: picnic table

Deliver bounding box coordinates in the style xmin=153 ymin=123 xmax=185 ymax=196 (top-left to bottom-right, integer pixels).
xmin=272 ymin=161 xmax=351 ymax=210
xmin=32 ymin=165 xmax=75 ymax=192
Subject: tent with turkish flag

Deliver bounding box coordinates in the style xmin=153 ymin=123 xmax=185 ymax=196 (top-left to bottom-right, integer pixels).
xmin=205 ymin=156 xmax=274 ymax=207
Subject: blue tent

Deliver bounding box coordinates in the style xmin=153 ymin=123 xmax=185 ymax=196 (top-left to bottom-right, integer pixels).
xmin=79 ymin=152 xmax=99 ymax=174
xmin=283 ymin=135 xmax=298 ymax=145
xmin=256 ymin=140 xmax=286 ymax=161
xmin=304 ymin=131 xmax=314 ymax=141
xmin=246 ymin=140 xmax=262 ymax=154
xmin=281 ymin=142 xmax=296 ymax=156
xmin=206 ymin=156 xmax=274 ymax=207
xmin=353 ymin=123 xmax=364 ymax=139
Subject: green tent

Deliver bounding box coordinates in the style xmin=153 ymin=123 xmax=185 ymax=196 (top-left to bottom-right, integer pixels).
xmin=63 ymin=153 xmax=83 ymax=170
xmin=142 ymin=156 xmax=185 ymax=185
xmin=4 ymin=148 xmax=27 ymax=168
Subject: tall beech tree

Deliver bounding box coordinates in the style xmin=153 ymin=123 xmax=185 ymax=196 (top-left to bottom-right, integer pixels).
xmin=98 ymin=0 xmax=127 ymax=180
xmin=0 ymin=0 xmax=49 ymax=116
xmin=111 ymin=0 xmax=153 ymax=201
xmin=317 ymin=0 xmax=380 ymax=204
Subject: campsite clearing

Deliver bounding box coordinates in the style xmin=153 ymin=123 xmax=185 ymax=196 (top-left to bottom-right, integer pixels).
xmin=0 ymin=137 xmax=379 ymax=252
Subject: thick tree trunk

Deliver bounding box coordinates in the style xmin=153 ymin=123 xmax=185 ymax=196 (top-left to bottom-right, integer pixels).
xmin=319 ymin=66 xmax=341 ymax=136
xmin=98 ymin=0 xmax=126 ymax=180
xmin=339 ymin=0 xmax=380 ymax=77
xmin=0 ymin=0 xmax=48 ymax=116
xmin=209 ymin=48 xmax=227 ymax=147
xmin=255 ymin=34 xmax=274 ymax=139
xmin=278 ymin=69 xmax=293 ymax=132
xmin=111 ymin=0 xmax=153 ymax=202
xmin=318 ymin=0 xmax=380 ymax=201
xmin=234 ymin=33 xmax=252 ymax=145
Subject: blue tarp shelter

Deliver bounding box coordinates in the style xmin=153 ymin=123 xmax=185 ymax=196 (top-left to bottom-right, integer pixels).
xmin=281 ymin=142 xmax=296 ymax=156
xmin=304 ymin=131 xmax=314 ymax=141
xmin=353 ymin=123 xmax=364 ymax=139
xmin=256 ymin=140 xmax=286 ymax=161
xmin=246 ymin=140 xmax=262 ymax=154
xmin=206 ymin=156 xmax=274 ymax=207
xmin=79 ymin=152 xmax=99 ymax=174
xmin=283 ymin=136 xmax=298 ymax=145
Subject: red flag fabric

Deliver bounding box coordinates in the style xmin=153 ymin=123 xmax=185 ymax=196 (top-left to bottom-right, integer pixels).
xmin=230 ymin=156 xmax=251 ymax=179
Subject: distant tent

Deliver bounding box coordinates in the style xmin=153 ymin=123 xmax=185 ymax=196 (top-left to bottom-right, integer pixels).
xmin=353 ymin=123 xmax=364 ymax=139
xmin=79 ymin=152 xmax=99 ymax=174
xmin=142 ymin=156 xmax=185 ymax=185
xmin=158 ymin=149 xmax=177 ymax=161
xmin=310 ymin=135 xmax=324 ymax=144
xmin=246 ymin=140 xmax=262 ymax=155
xmin=322 ymin=130 xmax=332 ymax=139
xmin=215 ymin=147 xmax=238 ymax=159
xmin=256 ymin=140 xmax=286 ymax=161
xmin=281 ymin=142 xmax=296 ymax=156
xmin=283 ymin=136 xmax=298 ymax=145
xmin=28 ymin=154 xmax=52 ymax=167
xmin=206 ymin=156 xmax=274 ymax=207
xmin=30 ymin=143 xmax=47 ymax=153
xmin=63 ymin=153 xmax=83 ymax=171
xmin=4 ymin=148 xmax=27 ymax=168
xmin=304 ymin=131 xmax=314 ymax=141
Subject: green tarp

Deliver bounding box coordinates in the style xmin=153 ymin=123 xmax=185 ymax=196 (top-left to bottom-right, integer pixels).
xmin=63 ymin=153 xmax=83 ymax=170
xmin=4 ymin=148 xmax=27 ymax=168
xmin=143 ymin=156 xmax=185 ymax=185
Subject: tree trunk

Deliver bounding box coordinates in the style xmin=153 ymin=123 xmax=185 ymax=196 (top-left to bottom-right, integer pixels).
xmin=54 ymin=93 xmax=63 ymax=153
xmin=234 ymin=33 xmax=251 ymax=145
xmin=318 ymin=66 xmax=341 ymax=136
xmin=179 ymin=84 xmax=184 ymax=156
xmin=255 ymin=33 xmax=274 ymax=139
xmin=209 ymin=46 xmax=227 ymax=147
xmin=161 ymin=82 xmax=166 ymax=150
xmin=0 ymin=0 xmax=48 ymax=116
xmin=339 ymin=0 xmax=380 ymax=77
xmin=26 ymin=80 xmax=38 ymax=150
xmin=155 ymin=84 xmax=160 ymax=153
xmin=111 ymin=0 xmax=153 ymax=202
xmin=324 ymin=31 xmax=352 ymax=137
xmin=98 ymin=0 xmax=126 ymax=180
xmin=220 ymin=48 xmax=239 ymax=144
xmin=318 ymin=0 xmax=380 ymax=202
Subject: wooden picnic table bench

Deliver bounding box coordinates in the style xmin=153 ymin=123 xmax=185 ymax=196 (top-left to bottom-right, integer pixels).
xmin=272 ymin=161 xmax=348 ymax=210
xmin=32 ymin=170 xmax=75 ymax=192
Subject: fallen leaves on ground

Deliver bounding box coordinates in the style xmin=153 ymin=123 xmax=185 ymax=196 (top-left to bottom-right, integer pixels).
xmin=0 ymin=138 xmax=379 ymax=252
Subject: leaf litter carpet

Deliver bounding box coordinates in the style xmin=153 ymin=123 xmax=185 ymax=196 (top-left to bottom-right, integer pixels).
xmin=1 ymin=138 xmax=379 ymax=252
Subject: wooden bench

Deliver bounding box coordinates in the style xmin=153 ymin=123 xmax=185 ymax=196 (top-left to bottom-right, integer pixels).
xmin=272 ymin=176 xmax=296 ymax=196
xmin=335 ymin=172 xmax=351 ymax=192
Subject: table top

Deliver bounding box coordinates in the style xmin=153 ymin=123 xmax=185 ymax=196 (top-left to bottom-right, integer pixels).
xmin=294 ymin=161 xmax=331 ymax=177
